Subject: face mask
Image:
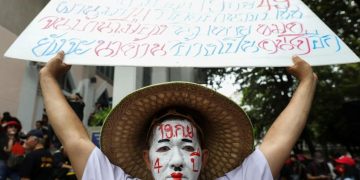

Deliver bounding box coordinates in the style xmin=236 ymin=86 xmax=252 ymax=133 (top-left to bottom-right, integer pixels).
xmin=148 ymin=120 xmax=202 ymax=180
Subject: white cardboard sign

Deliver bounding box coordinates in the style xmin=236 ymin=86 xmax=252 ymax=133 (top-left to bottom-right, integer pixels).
xmin=4 ymin=0 xmax=360 ymax=67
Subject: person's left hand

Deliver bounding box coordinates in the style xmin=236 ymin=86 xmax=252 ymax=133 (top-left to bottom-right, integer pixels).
xmin=40 ymin=51 xmax=71 ymax=80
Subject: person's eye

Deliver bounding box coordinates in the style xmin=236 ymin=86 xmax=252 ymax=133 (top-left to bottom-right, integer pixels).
xmin=183 ymin=146 xmax=195 ymax=152
xmin=156 ymin=146 xmax=170 ymax=152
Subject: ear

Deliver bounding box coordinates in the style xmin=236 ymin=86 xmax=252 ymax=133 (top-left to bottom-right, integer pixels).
xmin=201 ymin=149 xmax=209 ymax=169
xmin=143 ymin=150 xmax=151 ymax=170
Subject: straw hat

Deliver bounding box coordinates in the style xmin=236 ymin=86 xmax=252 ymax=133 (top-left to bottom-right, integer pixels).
xmin=101 ymin=82 xmax=253 ymax=179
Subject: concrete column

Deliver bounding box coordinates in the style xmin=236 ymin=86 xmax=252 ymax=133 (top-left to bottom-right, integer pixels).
xmin=151 ymin=67 xmax=168 ymax=84
xmin=81 ymin=79 xmax=96 ymax=126
xmin=79 ymin=66 xmax=96 ymax=126
xmin=136 ymin=67 xmax=144 ymax=89
xmin=112 ymin=67 xmax=137 ymax=107
xmin=169 ymin=67 xmax=194 ymax=82
xmin=17 ymin=62 xmax=40 ymax=132
xmin=180 ymin=68 xmax=194 ymax=82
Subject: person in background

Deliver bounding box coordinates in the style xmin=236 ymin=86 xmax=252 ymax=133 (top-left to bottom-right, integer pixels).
xmin=279 ymin=153 xmax=307 ymax=180
xmin=0 ymin=120 xmax=24 ymax=180
xmin=53 ymin=146 xmax=77 ymax=180
xmin=67 ymin=93 xmax=85 ymax=122
xmin=306 ymin=151 xmax=332 ymax=180
xmin=19 ymin=129 xmax=53 ymax=180
xmin=34 ymin=120 xmax=51 ymax=149
xmin=334 ymin=155 xmax=359 ymax=180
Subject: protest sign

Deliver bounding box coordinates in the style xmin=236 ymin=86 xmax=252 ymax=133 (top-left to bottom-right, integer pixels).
xmin=4 ymin=0 xmax=359 ymax=67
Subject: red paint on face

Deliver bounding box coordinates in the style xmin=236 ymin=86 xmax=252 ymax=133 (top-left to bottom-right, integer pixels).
xmin=154 ymin=158 xmax=163 ymax=173
xmin=190 ymin=152 xmax=200 ymax=156
xmin=190 ymin=149 xmax=201 ymax=157
xmin=191 ymin=158 xmax=199 ymax=172
xmin=190 ymin=148 xmax=201 ymax=172
xmin=171 ymin=172 xmax=183 ymax=180
xmin=158 ymin=123 xmax=195 ymax=139
xmin=175 ymin=124 xmax=184 ymax=137
xmin=186 ymin=125 xmax=194 ymax=138
xmin=164 ymin=124 xmax=173 ymax=138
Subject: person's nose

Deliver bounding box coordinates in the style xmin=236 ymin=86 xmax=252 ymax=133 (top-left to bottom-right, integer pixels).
xmin=170 ymin=148 xmax=184 ymax=171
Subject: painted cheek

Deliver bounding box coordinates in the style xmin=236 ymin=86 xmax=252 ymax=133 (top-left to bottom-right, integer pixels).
xmin=190 ymin=158 xmax=199 ymax=172
xmin=190 ymin=148 xmax=201 ymax=172
xmin=190 ymin=149 xmax=201 ymax=157
xmin=153 ymin=157 xmax=163 ymax=173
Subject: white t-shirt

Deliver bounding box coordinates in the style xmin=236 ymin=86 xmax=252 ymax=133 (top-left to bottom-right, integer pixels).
xmin=83 ymin=147 xmax=273 ymax=180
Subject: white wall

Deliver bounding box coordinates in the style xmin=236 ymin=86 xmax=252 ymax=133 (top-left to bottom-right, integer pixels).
xmin=0 ymin=25 xmax=26 ymax=120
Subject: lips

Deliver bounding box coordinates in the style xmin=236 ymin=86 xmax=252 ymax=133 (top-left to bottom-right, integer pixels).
xmin=171 ymin=172 xmax=183 ymax=179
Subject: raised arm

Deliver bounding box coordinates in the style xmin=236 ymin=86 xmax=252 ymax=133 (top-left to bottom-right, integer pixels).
xmin=259 ymin=56 xmax=318 ymax=177
xmin=39 ymin=51 xmax=95 ymax=179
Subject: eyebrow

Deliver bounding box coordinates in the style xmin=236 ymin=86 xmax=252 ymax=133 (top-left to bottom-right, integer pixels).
xmin=182 ymin=139 xmax=192 ymax=143
xmin=158 ymin=139 xmax=170 ymax=143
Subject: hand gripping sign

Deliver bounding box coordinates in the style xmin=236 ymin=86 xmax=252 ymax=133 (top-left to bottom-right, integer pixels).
xmin=4 ymin=0 xmax=359 ymax=67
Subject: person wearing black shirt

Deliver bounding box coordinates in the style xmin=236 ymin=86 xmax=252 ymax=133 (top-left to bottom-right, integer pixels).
xmin=19 ymin=130 xmax=53 ymax=180
xmin=67 ymin=93 xmax=85 ymax=122
xmin=53 ymin=146 xmax=77 ymax=180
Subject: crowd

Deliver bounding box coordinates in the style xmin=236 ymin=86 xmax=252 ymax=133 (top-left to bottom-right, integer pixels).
xmin=278 ymin=151 xmax=360 ymax=180
xmin=0 ymin=111 xmax=77 ymax=180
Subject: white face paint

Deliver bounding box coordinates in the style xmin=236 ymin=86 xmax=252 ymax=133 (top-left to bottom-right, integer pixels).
xmin=149 ymin=120 xmax=202 ymax=180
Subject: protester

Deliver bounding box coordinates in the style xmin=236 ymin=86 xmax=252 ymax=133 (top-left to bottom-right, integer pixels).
xmin=34 ymin=119 xmax=53 ymax=149
xmin=334 ymin=155 xmax=359 ymax=180
xmin=67 ymin=93 xmax=85 ymax=122
xmin=53 ymin=146 xmax=77 ymax=180
xmin=39 ymin=51 xmax=317 ymax=179
xmin=306 ymin=151 xmax=332 ymax=180
xmin=19 ymin=129 xmax=53 ymax=180
xmin=279 ymin=154 xmax=307 ymax=180
xmin=0 ymin=120 xmax=24 ymax=180
xmin=0 ymin=130 xmax=7 ymax=180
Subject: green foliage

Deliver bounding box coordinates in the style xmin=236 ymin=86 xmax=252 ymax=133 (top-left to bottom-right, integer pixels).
xmin=88 ymin=107 xmax=111 ymax=126
xmin=206 ymin=1 xmax=360 ymax=149
xmin=207 ymin=66 xmax=297 ymax=140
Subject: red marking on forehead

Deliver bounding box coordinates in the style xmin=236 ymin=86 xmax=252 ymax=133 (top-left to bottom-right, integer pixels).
xmin=158 ymin=123 xmax=194 ymax=140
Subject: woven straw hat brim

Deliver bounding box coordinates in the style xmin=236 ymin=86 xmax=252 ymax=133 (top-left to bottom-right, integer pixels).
xmin=101 ymin=82 xmax=254 ymax=180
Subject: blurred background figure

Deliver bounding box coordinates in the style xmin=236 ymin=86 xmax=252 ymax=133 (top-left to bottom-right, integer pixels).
xmin=334 ymin=155 xmax=359 ymax=180
xmin=278 ymin=153 xmax=308 ymax=180
xmin=0 ymin=120 xmax=24 ymax=180
xmin=19 ymin=129 xmax=53 ymax=180
xmin=67 ymin=93 xmax=85 ymax=122
xmin=306 ymin=151 xmax=332 ymax=180
xmin=52 ymin=146 xmax=77 ymax=180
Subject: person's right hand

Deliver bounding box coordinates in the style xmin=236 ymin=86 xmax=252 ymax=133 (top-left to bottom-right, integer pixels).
xmin=39 ymin=51 xmax=71 ymax=79
xmin=287 ymin=55 xmax=317 ymax=83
